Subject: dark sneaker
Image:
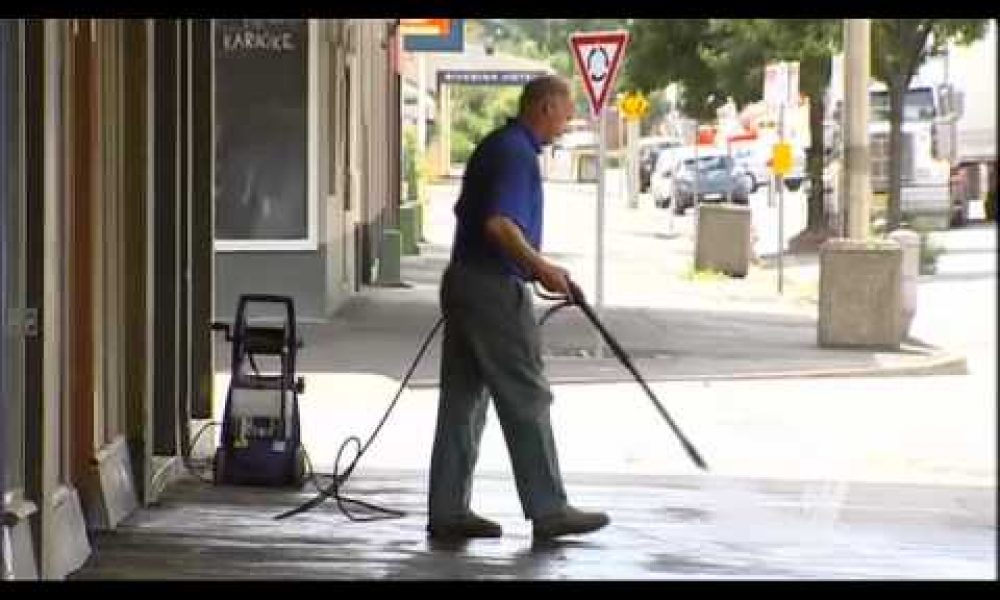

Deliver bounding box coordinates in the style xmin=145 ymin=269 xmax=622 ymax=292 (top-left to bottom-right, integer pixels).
xmin=427 ymin=513 xmax=503 ymax=540
xmin=532 ymin=506 xmax=609 ymax=539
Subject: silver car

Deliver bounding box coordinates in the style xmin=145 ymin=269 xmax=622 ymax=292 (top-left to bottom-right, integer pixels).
xmin=671 ymin=154 xmax=753 ymax=215
xmin=650 ymin=146 xmax=692 ymax=209
xmin=731 ymin=145 xmax=770 ymax=192
xmin=732 ymin=143 xmax=808 ymax=193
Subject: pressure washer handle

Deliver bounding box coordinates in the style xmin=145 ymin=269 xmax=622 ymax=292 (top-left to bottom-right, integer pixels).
xmin=566 ymin=280 xmax=629 ymax=361
xmin=567 ymin=279 xmax=586 ymax=306
xmin=564 ymin=278 xmax=709 ymax=472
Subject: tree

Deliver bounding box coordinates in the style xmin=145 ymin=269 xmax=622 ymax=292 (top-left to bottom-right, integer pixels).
xmin=450 ymin=85 xmax=521 ymax=164
xmin=624 ymin=20 xmax=721 ymax=120
xmin=624 ymin=20 xmax=841 ymax=235
xmin=488 ymin=19 xmax=630 ymax=115
xmin=871 ymin=19 xmax=988 ymax=232
xmin=742 ymin=20 xmax=841 ymax=236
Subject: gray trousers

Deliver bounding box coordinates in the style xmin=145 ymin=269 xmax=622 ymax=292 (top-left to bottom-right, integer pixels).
xmin=428 ymin=261 xmax=568 ymax=521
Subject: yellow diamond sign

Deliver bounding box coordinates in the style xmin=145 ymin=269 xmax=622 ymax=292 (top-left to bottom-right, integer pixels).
xmin=618 ymin=91 xmax=649 ymax=121
xmin=771 ymin=142 xmax=793 ymax=177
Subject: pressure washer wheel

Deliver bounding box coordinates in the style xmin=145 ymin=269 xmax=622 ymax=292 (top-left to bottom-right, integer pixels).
xmin=291 ymin=444 xmax=307 ymax=488
xmin=212 ymin=447 xmax=225 ymax=485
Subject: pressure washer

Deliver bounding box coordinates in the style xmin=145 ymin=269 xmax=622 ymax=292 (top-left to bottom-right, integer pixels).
xmin=209 ymin=294 xmax=308 ymax=488
xmin=274 ymin=278 xmax=707 ymax=522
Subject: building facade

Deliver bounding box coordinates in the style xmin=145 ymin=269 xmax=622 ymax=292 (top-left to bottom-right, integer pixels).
xmin=1 ymin=18 xmax=401 ymax=580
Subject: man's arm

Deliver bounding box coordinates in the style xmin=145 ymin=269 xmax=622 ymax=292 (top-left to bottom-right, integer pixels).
xmin=484 ymin=215 xmax=571 ymax=297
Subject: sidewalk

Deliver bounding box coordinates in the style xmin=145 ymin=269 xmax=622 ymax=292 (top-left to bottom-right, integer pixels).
xmin=72 ymin=469 xmax=995 ymax=580
xmin=263 ymin=223 xmax=964 ymax=388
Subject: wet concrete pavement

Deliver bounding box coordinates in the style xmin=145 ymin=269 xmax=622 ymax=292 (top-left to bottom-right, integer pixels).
xmin=69 ymin=183 xmax=996 ymax=581
xmin=72 ymin=470 xmax=995 ymax=580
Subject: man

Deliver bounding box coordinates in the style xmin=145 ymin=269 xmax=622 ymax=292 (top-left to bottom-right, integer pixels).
xmin=427 ymin=75 xmax=609 ymax=541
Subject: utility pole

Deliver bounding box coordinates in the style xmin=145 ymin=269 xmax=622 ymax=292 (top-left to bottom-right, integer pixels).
xmin=417 ymin=53 xmax=426 ymax=155
xmin=626 ymin=115 xmax=639 ymax=209
xmin=842 ymin=19 xmax=871 ymax=240
xmin=778 ymin=101 xmax=786 ymax=293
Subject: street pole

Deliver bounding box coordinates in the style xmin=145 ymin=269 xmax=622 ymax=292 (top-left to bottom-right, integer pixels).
xmin=944 ymin=46 xmax=957 ymax=165
xmin=440 ymin=83 xmax=451 ymax=177
xmin=693 ymin=123 xmax=699 ymax=217
xmin=843 ymin=19 xmax=871 ymax=240
xmin=595 ymin=109 xmax=606 ymax=357
xmin=777 ymin=101 xmax=785 ymax=294
xmin=627 ymin=117 xmax=639 ymax=209
xmin=417 ymin=53 xmax=426 ymax=156
xmin=726 ymin=138 xmax=732 ymax=204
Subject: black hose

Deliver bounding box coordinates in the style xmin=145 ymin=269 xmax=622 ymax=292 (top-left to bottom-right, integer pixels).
xmin=274 ymin=316 xmax=444 ymax=521
xmin=181 ymin=420 xmax=222 ymax=484
xmin=275 ymin=277 xmax=708 ymax=521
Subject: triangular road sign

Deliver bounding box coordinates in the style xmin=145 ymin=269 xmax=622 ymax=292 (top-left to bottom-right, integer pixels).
xmin=569 ymin=31 xmax=630 ymax=117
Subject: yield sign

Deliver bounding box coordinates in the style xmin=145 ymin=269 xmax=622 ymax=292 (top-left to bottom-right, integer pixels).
xmin=569 ymin=31 xmax=630 ymax=117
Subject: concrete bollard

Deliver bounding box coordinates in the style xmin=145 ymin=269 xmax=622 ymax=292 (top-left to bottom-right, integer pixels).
xmin=694 ymin=203 xmax=752 ymax=277
xmin=818 ymin=238 xmax=903 ymax=349
xmin=576 ymin=152 xmax=598 ymax=182
xmin=399 ymin=203 xmax=421 ymax=256
xmin=377 ymin=229 xmax=403 ymax=286
xmin=887 ymin=229 xmax=920 ymax=338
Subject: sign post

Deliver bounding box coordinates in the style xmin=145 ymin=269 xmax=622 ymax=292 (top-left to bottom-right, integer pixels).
xmin=778 ymin=103 xmax=786 ymax=294
xmin=619 ymin=91 xmax=649 ymax=210
xmin=569 ymin=31 xmax=629 ymax=355
xmin=764 ymin=61 xmax=799 ymax=294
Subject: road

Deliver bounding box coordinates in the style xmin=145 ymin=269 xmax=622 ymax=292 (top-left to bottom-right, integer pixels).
xmin=411 ymin=174 xmax=997 ymax=486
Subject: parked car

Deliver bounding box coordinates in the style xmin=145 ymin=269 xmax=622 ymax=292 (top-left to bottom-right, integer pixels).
xmin=639 ymin=137 xmax=681 ymax=192
xmin=731 ymin=144 xmax=770 ymax=192
xmin=731 ymin=141 xmax=809 ymax=193
xmin=671 ymin=153 xmax=753 ymax=215
xmin=651 ymin=145 xmax=694 ymax=208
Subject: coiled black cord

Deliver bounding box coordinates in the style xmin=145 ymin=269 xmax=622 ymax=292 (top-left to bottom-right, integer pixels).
xmin=181 ymin=420 xmax=222 ymax=484
xmin=274 ymin=277 xmax=706 ymax=522
xmin=272 ymin=287 xmax=566 ymax=522
xmin=274 ymin=316 xmax=444 ymax=521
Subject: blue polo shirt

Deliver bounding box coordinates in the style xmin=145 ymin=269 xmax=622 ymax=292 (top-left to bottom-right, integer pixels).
xmin=451 ymin=118 xmax=544 ymax=281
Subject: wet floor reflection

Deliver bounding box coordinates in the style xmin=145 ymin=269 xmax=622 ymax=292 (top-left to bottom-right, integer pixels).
xmin=71 ymin=471 xmax=996 ymax=580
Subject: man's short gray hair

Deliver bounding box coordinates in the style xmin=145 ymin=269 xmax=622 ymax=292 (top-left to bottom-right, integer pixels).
xmin=518 ymin=75 xmax=571 ymax=115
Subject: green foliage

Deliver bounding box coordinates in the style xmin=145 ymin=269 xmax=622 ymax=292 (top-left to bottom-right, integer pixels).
xmin=624 ymin=20 xmax=718 ymax=119
xmin=451 ymin=131 xmax=476 ymax=166
xmin=919 ymin=233 xmax=944 ymax=274
xmin=680 ymin=265 xmax=727 ymax=282
xmin=402 ymin=126 xmax=427 ymax=202
xmin=871 ymin=20 xmax=987 ymax=87
xmin=403 ymin=126 xmax=418 ymax=202
xmin=623 ymin=20 xmax=840 ymax=121
xmin=624 ymin=20 xmax=840 ymax=233
xmin=912 ymin=227 xmax=945 ymax=274
xmin=449 ymin=85 xmax=521 ymax=164
xmin=485 ymin=19 xmax=630 ymax=116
